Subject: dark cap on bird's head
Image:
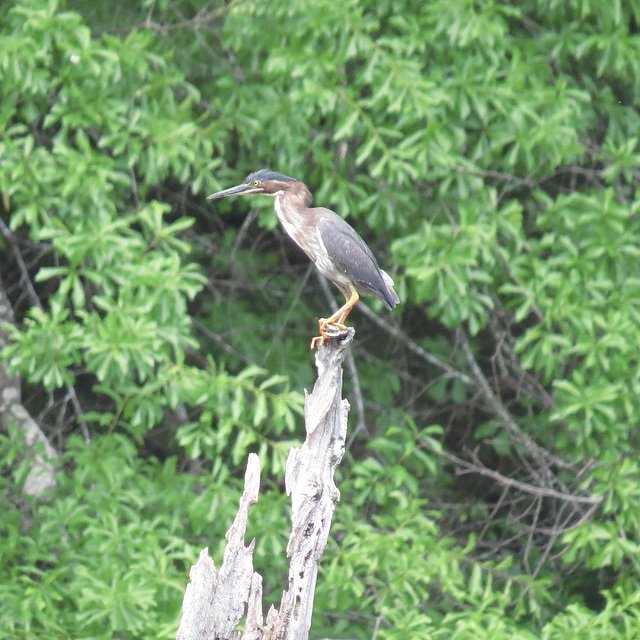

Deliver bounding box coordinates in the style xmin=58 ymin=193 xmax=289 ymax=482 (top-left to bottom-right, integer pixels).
xmin=246 ymin=169 xmax=297 ymax=184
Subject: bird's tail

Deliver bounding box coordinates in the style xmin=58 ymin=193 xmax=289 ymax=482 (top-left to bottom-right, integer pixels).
xmin=380 ymin=270 xmax=400 ymax=309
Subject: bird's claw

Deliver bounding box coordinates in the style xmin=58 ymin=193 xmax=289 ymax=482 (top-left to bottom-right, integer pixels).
xmin=310 ymin=318 xmax=348 ymax=349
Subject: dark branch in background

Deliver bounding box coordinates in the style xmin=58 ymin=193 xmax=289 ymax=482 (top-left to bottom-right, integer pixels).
xmin=485 ymin=308 xmax=555 ymax=410
xmin=357 ymin=301 xmax=602 ymax=572
xmin=261 ymin=264 xmax=314 ymax=365
xmin=362 ymin=294 xmax=573 ymax=483
xmin=430 ymin=444 xmax=600 ymax=505
xmin=357 ymin=302 xmax=474 ymax=385
xmin=455 ymin=328 xmax=572 ymax=479
xmin=422 ymin=438 xmax=601 ymax=579
xmin=0 ymin=217 xmax=41 ymax=310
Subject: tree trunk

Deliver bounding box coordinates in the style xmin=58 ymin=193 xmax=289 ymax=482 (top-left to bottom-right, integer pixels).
xmin=0 ymin=278 xmax=58 ymax=497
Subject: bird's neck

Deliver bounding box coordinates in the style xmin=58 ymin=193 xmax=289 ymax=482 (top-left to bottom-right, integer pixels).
xmin=273 ymin=182 xmax=313 ymax=224
xmin=278 ymin=181 xmax=312 ymax=207
xmin=274 ymin=191 xmax=305 ymax=227
xmin=273 ymin=186 xmax=316 ymax=252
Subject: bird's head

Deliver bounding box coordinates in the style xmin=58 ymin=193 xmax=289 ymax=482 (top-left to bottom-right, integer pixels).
xmin=207 ymin=169 xmax=300 ymax=200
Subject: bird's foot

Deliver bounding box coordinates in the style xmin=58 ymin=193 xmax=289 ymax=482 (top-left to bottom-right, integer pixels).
xmin=310 ymin=318 xmax=348 ymax=349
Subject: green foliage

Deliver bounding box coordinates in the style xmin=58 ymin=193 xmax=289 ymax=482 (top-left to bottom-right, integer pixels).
xmin=0 ymin=432 xmax=195 ymax=638
xmin=2 ymin=0 xmax=640 ymax=638
xmin=0 ymin=0 xmax=303 ymax=468
xmin=0 ymin=431 xmax=290 ymax=639
xmin=176 ymin=362 xmax=302 ymax=473
xmin=319 ymin=423 xmax=551 ymax=639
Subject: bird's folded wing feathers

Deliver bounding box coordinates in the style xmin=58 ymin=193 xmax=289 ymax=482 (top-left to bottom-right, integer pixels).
xmin=316 ymin=212 xmax=397 ymax=307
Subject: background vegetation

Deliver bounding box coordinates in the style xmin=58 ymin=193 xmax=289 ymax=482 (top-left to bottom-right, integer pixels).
xmin=1 ymin=0 xmax=640 ymax=637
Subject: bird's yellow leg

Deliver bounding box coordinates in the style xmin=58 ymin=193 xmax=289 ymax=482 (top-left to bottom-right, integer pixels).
xmin=328 ymin=289 xmax=360 ymax=326
xmin=310 ymin=334 xmax=324 ymax=349
xmin=310 ymin=289 xmax=360 ymax=349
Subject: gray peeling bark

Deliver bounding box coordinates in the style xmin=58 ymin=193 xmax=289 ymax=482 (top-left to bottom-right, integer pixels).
xmin=176 ymin=327 xmax=353 ymax=640
xmin=0 ymin=279 xmax=58 ymax=497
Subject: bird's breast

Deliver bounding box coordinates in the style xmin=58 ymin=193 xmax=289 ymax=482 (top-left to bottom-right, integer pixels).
xmin=274 ymin=195 xmax=353 ymax=293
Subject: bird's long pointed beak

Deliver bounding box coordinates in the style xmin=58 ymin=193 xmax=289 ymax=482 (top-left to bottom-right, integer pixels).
xmin=207 ymin=182 xmax=259 ymax=199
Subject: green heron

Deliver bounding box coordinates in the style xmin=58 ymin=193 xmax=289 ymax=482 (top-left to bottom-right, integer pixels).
xmin=208 ymin=169 xmax=399 ymax=348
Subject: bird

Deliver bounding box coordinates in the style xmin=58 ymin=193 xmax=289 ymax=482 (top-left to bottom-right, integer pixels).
xmin=208 ymin=169 xmax=399 ymax=348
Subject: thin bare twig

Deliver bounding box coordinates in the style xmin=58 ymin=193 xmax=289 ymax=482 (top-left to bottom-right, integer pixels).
xmin=357 ymin=302 xmax=474 ymax=386
xmin=426 ymin=443 xmax=600 ymax=505
xmin=0 ymin=218 xmax=42 ymax=311
xmin=261 ymin=264 xmax=313 ymax=364
xmin=456 ymin=328 xmax=571 ymax=476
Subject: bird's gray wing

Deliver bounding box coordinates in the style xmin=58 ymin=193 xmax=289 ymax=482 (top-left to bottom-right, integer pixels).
xmin=316 ymin=209 xmax=396 ymax=307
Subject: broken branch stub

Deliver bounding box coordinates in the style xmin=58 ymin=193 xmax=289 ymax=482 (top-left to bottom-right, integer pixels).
xmin=176 ymin=453 xmax=261 ymax=640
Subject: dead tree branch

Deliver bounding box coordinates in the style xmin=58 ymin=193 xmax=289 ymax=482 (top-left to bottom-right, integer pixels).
xmin=176 ymin=453 xmax=262 ymax=640
xmin=455 ymin=328 xmax=571 ymax=480
xmin=176 ymin=327 xmax=353 ymax=640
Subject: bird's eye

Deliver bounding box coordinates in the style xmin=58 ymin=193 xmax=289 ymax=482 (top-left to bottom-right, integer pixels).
xmin=253 ymin=180 xmax=260 ymax=187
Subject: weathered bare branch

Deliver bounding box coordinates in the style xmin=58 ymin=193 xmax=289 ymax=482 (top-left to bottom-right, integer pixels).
xmin=176 ymin=328 xmax=353 ymax=640
xmin=176 ymin=452 xmax=261 ymax=640
xmin=264 ymin=327 xmax=351 ymax=640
